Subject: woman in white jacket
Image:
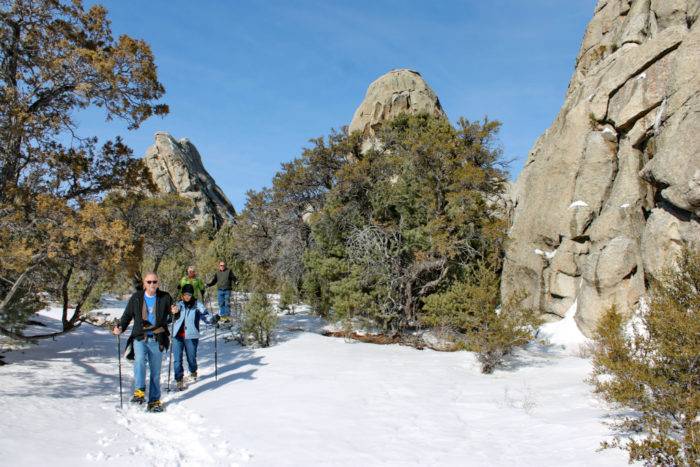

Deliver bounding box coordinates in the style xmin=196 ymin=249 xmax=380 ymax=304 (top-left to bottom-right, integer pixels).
xmin=172 ymin=283 xmax=209 ymax=390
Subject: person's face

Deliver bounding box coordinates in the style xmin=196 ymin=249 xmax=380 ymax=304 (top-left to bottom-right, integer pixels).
xmin=187 ymin=268 xmax=196 ymax=278
xmin=183 ymin=293 xmax=193 ymax=302
xmin=143 ymin=274 xmax=159 ymax=294
xmin=219 ymin=262 xmax=225 ymax=271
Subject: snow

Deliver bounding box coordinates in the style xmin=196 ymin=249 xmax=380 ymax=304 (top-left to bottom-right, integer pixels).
xmin=539 ymin=301 xmax=590 ymax=354
xmin=654 ymin=98 xmax=668 ymax=135
xmin=0 ymin=305 xmax=628 ymax=466
xmin=569 ymin=200 xmax=589 ymax=209
xmin=534 ymin=249 xmax=557 ymax=260
xmin=619 ymin=203 xmax=630 ymax=209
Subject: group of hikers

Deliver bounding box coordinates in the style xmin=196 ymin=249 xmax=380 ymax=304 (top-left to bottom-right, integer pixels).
xmin=112 ymin=260 xmax=237 ymax=412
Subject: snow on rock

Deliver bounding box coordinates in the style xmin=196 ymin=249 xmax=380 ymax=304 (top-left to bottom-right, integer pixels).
xmin=538 ymin=301 xmax=590 ymax=354
xmin=0 ymin=306 xmax=626 ymax=466
xmin=568 ymin=200 xmax=589 ymax=209
xmin=534 ymin=249 xmax=557 ymax=260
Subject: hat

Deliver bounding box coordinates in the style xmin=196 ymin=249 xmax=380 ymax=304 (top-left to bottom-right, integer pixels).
xmin=181 ymin=284 xmax=195 ymax=296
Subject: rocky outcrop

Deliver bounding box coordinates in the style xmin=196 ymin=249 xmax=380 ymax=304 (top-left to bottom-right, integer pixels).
xmin=503 ymin=0 xmax=700 ymax=336
xmin=144 ymin=132 xmax=236 ymax=229
xmin=349 ymin=69 xmax=446 ymax=149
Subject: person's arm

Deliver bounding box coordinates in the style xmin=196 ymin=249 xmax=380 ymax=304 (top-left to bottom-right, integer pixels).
xmin=206 ymin=273 xmax=217 ymax=288
xmin=114 ymin=296 xmax=135 ymax=334
xmin=229 ymin=269 xmax=237 ymax=288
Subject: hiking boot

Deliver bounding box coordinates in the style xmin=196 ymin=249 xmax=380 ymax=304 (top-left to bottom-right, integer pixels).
xmin=190 ymin=371 xmax=197 ymax=382
xmin=176 ymin=379 xmax=185 ymax=391
xmin=219 ymin=316 xmax=231 ymax=324
xmin=130 ymin=389 xmax=145 ymax=404
xmin=147 ymin=400 xmax=163 ymax=413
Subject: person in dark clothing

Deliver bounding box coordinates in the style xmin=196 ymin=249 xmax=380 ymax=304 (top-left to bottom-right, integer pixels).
xmin=113 ymin=272 xmax=175 ymax=412
xmin=171 ymin=283 xmax=209 ymax=390
xmin=206 ymin=260 xmax=237 ymax=319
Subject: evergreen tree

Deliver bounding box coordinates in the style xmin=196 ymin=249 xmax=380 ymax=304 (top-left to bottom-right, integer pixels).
xmin=591 ymin=246 xmax=700 ymax=466
xmin=0 ymin=0 xmax=166 ymax=335
xmin=306 ymin=114 xmax=508 ymax=333
xmin=242 ymin=292 xmax=278 ymax=347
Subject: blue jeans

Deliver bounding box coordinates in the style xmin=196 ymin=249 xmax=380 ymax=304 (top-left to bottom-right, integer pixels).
xmin=133 ymin=337 xmax=163 ymax=403
xmin=173 ymin=337 xmax=199 ymax=381
xmin=217 ymin=289 xmax=231 ymax=317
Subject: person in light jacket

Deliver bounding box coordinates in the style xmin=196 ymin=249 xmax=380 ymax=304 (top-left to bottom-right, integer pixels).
xmin=171 ymin=283 xmax=209 ymax=390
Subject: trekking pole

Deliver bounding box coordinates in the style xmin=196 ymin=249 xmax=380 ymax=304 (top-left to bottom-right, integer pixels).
xmin=117 ymin=331 xmax=123 ymax=410
xmin=166 ymin=315 xmax=175 ymax=392
xmin=205 ymin=291 xmax=219 ymax=381
xmin=214 ymin=318 xmax=219 ymax=382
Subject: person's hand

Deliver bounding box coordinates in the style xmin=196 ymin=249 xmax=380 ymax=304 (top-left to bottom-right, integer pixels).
xmin=113 ymin=326 xmax=122 ymax=336
xmin=171 ymin=304 xmax=177 ymax=314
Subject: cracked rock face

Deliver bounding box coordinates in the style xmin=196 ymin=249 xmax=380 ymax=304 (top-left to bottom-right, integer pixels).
xmin=503 ymin=0 xmax=700 ymax=336
xmin=143 ymin=132 xmax=236 ymax=230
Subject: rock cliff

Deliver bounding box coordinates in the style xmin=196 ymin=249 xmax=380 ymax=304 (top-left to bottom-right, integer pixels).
xmin=503 ymin=0 xmax=700 ymax=335
xmin=143 ymin=132 xmax=236 ymax=229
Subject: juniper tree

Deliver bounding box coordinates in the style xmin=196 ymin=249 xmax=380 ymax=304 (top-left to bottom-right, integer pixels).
xmin=306 ymin=114 xmax=508 ymax=332
xmin=0 ymin=0 xmax=166 ymax=335
xmin=591 ymin=246 xmax=700 ymax=466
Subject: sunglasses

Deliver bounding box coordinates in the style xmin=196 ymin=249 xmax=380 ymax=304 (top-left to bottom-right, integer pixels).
xmin=145 ymin=280 xmax=158 ymax=284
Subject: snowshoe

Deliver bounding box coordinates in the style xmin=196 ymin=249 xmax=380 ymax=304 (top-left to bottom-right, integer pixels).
xmin=147 ymin=400 xmax=163 ymax=413
xmin=130 ymin=389 xmax=146 ymax=404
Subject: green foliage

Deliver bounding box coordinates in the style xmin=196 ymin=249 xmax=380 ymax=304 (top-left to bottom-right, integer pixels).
xmin=306 ymin=114 xmax=508 ymax=332
xmin=278 ymin=282 xmax=298 ymax=311
xmin=135 ymin=194 xmax=196 ymax=274
xmin=591 ymin=246 xmax=700 ymax=466
xmin=232 ymin=130 xmax=360 ymax=294
xmin=194 ymin=224 xmax=246 ymax=293
xmin=103 ymin=192 xmax=197 ymax=292
xmin=241 ymin=292 xmax=278 ymax=347
xmin=423 ymin=264 xmax=541 ymax=373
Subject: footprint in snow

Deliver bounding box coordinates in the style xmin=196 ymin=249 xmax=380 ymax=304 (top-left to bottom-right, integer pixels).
xmin=105 ymin=401 xmax=251 ymax=466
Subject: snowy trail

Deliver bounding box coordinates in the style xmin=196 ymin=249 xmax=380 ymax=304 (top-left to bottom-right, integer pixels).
xmin=89 ymin=323 xmax=254 ymax=466
xmin=0 ymin=307 xmax=629 ymax=466
xmin=0 ymin=311 xmax=251 ymax=466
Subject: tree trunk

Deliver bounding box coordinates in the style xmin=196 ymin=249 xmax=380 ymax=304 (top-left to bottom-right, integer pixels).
xmin=66 ymin=272 xmax=98 ymax=330
xmin=0 ymin=253 xmax=45 ymax=318
xmin=61 ymin=265 xmax=74 ymax=330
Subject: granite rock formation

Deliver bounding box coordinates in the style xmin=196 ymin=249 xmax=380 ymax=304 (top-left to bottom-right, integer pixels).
xmin=143 ymin=132 xmax=236 ymax=229
xmin=503 ymin=0 xmax=700 ymax=336
xmin=349 ymin=69 xmax=447 ymax=150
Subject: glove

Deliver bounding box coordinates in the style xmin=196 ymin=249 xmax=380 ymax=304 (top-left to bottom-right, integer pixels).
xmin=156 ymin=333 xmax=170 ymax=352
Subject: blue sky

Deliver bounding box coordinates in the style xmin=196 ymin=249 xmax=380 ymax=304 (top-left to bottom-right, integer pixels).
xmin=81 ymin=0 xmax=597 ymax=211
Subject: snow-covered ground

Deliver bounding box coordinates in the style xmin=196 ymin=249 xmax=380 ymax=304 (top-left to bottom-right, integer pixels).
xmin=0 ymin=304 xmax=628 ymax=466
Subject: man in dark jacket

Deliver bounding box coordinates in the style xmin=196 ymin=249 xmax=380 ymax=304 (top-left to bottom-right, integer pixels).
xmin=113 ymin=272 xmax=175 ymax=412
xmin=206 ymin=260 xmax=237 ymax=319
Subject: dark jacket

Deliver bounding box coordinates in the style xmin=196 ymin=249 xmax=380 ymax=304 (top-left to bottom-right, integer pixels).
xmin=207 ymin=268 xmax=237 ymax=290
xmin=119 ymin=289 xmax=173 ymax=348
